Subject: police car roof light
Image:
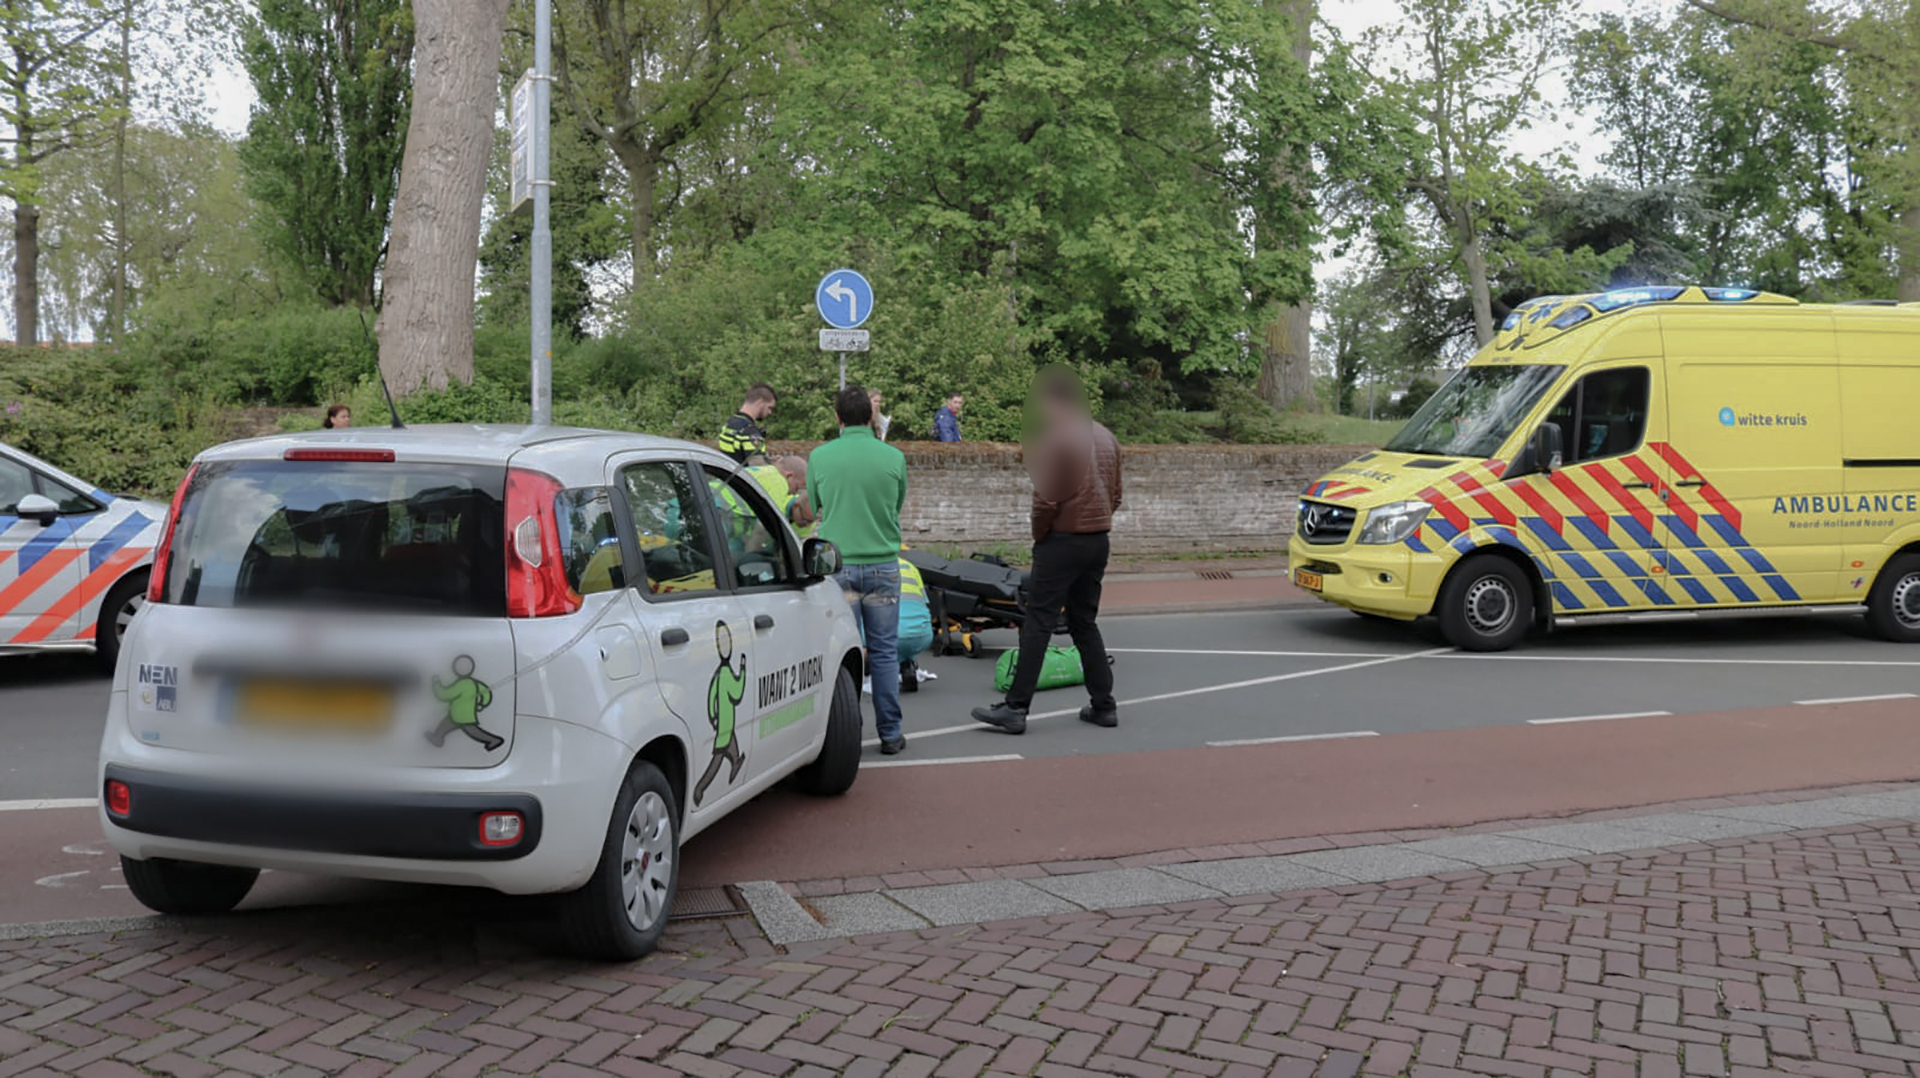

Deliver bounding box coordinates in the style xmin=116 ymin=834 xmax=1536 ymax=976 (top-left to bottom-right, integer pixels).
xmin=147 ymin=463 xmax=198 ymax=603
xmin=284 ymin=448 xmax=396 ymax=462
xmin=504 ymin=468 xmax=581 ymax=618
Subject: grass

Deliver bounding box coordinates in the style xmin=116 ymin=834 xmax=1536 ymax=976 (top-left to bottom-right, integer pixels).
xmin=1281 ymin=412 xmax=1402 ymax=445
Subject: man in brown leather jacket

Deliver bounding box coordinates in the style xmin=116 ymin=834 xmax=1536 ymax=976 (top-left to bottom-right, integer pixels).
xmin=973 ymin=367 xmax=1123 ymax=733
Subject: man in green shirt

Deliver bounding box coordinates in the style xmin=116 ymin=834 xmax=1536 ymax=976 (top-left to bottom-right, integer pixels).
xmin=808 ymin=386 xmax=909 ymax=754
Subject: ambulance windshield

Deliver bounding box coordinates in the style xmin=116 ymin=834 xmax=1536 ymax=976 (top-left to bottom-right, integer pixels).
xmin=1384 ymin=365 xmax=1564 ymax=459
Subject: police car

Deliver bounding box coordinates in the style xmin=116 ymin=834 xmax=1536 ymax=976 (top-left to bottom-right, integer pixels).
xmin=1 ymin=441 xmax=169 ymax=667
xmin=98 ymin=425 xmax=867 ymax=959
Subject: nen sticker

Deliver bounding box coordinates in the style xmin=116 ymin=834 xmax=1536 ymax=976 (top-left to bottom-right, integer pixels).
xmin=135 ymin=664 xmax=178 ymax=713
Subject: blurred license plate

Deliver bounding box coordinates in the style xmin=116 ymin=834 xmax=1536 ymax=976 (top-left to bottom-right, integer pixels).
xmin=237 ymin=681 xmax=394 ymax=732
xmin=1294 ymin=569 xmax=1323 ymax=592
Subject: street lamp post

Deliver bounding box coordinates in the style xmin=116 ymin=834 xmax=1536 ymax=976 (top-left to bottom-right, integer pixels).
xmin=529 ymin=0 xmax=553 ymax=425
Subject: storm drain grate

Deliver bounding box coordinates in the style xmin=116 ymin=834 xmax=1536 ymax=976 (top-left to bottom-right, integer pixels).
xmin=1196 ymin=570 xmax=1236 ymax=581
xmin=671 ymin=884 xmax=749 ymax=922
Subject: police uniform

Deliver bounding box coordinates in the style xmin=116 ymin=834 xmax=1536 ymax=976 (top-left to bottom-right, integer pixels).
xmin=717 ymin=412 xmax=767 ymax=463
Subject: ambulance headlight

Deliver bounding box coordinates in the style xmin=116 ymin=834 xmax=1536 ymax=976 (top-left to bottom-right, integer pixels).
xmin=1358 ymin=501 xmax=1431 ymax=545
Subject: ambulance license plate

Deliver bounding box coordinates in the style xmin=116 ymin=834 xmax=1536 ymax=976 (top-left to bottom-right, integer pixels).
xmin=236 ymin=680 xmax=394 ymax=733
xmin=1294 ymin=569 xmax=1323 ymax=592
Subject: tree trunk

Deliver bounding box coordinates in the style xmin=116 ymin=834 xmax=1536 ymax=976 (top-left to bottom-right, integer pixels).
xmin=1255 ymin=0 xmax=1316 ymax=411
xmin=109 ymin=4 xmax=131 ymax=341
xmin=613 ymin=142 xmax=657 ymax=280
xmin=1899 ymin=202 xmax=1920 ymax=304
xmin=12 ymin=201 xmax=37 ymax=349
xmin=1462 ymin=232 xmax=1494 ymax=346
xmin=377 ymin=0 xmax=511 ymax=396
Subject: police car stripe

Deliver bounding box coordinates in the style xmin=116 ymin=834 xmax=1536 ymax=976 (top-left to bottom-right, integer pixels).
xmin=14 ymin=518 xmax=76 ymax=572
xmin=86 ymin=512 xmax=151 ymax=573
xmin=12 ymin=546 xmax=147 ymax=643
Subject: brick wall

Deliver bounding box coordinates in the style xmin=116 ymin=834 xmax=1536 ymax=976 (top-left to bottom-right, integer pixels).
xmin=770 ymin=441 xmax=1375 ymax=555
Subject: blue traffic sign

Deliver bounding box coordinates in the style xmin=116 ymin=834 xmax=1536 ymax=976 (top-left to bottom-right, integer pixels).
xmin=815 ymin=269 xmax=873 ymax=330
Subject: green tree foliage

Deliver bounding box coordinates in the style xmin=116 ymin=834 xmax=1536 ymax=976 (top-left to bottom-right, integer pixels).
xmin=237 ymin=0 xmax=411 ymax=308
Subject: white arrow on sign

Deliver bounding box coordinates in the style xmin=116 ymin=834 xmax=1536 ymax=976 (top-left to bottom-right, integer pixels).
xmin=826 ymin=278 xmax=858 ymax=325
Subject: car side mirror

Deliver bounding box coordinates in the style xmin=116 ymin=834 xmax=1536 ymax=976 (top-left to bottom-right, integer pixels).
xmin=802 ymin=537 xmax=842 ymax=580
xmin=15 ymin=493 xmax=58 ymax=526
xmin=1527 ymin=422 xmax=1565 ymax=476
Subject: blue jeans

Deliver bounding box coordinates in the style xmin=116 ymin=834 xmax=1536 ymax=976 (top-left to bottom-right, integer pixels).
xmin=836 ymin=562 xmax=903 ymax=740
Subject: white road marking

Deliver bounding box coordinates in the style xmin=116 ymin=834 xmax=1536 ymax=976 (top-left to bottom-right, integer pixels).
xmin=1528 ymin=711 xmax=1672 ymax=726
xmin=34 ymin=871 xmax=87 ymax=888
xmin=0 ymin=798 xmax=97 ymax=812
xmin=1106 ymin=648 xmax=1399 ymax=659
xmin=1436 ymin=653 xmax=1920 ymax=669
xmin=1795 ymin=693 xmax=1918 ymax=706
xmin=869 ymin=647 xmax=1453 ymax=747
xmin=866 ymin=754 xmax=1023 ymax=769
xmin=1206 ymin=731 xmax=1378 ymax=747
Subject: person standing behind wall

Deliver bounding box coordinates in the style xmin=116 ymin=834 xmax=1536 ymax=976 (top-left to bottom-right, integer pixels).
xmin=972 ymin=365 xmax=1122 ymax=734
xmin=809 ymin=386 xmax=910 ymax=755
xmin=719 ymin=383 xmax=777 ymax=463
xmin=932 ymin=391 xmax=963 ymax=442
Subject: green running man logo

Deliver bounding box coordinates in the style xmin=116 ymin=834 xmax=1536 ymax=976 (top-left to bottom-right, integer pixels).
xmin=428 ymin=655 xmax=503 ymax=751
xmin=694 ymin=620 xmax=747 ymax=807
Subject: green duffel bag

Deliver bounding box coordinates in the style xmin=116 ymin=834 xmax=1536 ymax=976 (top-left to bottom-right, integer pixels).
xmin=994 ymin=645 xmax=1085 ymax=693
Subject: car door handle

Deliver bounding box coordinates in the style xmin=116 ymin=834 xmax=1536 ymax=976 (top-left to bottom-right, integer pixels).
xmin=754 ymin=614 xmax=775 ymax=632
xmin=661 ymin=628 xmax=690 ymax=647
xmin=1675 ymin=478 xmax=1706 ymax=487
xmin=1621 ymin=480 xmax=1653 ymax=490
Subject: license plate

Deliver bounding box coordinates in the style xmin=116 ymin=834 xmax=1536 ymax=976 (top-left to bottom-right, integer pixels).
xmin=1294 ymin=569 xmax=1324 ymax=592
xmin=237 ymin=681 xmax=395 ymax=732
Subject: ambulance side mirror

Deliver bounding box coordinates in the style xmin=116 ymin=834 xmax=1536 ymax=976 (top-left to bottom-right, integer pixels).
xmin=15 ymin=493 xmax=59 ymax=526
xmin=1524 ymin=423 xmax=1565 ymax=476
xmin=802 ymin=537 xmax=842 ymax=580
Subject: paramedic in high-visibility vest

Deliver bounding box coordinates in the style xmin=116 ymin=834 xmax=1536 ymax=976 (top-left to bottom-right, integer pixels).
xmin=972 ymin=365 xmax=1122 ymax=734
xmin=897 ymin=554 xmax=933 ymax=692
xmin=745 ymin=456 xmax=817 ymax=536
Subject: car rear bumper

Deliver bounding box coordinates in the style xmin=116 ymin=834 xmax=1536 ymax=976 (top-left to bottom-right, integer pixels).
xmin=102 ymin=764 xmax=544 ymax=861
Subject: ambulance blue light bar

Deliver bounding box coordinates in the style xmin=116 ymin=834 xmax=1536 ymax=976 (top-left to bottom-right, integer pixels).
xmin=1589 ymin=286 xmax=1684 ymax=312
xmin=1702 ymin=287 xmax=1758 ymax=301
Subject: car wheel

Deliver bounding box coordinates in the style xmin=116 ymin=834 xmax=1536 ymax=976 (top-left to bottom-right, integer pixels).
xmin=794 ymin=665 xmax=861 ymax=797
xmin=120 ymin=856 xmax=257 ymax=916
xmin=95 ymin=570 xmax=149 ymax=672
xmin=1866 ymin=553 xmax=1920 ymax=643
xmin=1436 ymin=556 xmax=1532 ymax=652
xmin=557 ymin=761 xmax=679 ymax=961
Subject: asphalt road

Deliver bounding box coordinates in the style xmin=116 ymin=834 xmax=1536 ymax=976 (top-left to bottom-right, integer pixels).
xmin=4 ymin=603 xmax=1918 ymax=927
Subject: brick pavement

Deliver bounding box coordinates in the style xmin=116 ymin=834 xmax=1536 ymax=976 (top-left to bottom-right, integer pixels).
xmin=9 ymin=813 xmax=1920 ymax=1077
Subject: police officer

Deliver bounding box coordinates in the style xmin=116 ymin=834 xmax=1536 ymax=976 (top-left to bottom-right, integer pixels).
xmin=719 ymin=384 xmax=776 ymax=463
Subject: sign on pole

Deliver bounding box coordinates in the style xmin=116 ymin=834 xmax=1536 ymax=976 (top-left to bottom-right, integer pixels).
xmin=814 ymin=269 xmax=873 ymax=329
xmin=509 ymin=71 xmax=534 ymax=216
xmin=818 ymin=329 xmax=870 ymax=352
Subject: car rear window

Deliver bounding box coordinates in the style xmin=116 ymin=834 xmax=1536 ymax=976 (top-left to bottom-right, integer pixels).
xmin=159 ymin=460 xmax=506 ymax=615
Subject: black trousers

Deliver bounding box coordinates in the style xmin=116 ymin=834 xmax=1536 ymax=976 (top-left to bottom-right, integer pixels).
xmin=1006 ymin=531 xmax=1115 ymax=712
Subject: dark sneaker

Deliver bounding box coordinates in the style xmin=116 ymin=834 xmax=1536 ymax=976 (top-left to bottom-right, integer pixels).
xmin=899 ymin=661 xmax=919 ymax=693
xmin=1079 ymin=706 xmax=1118 ymax=728
xmin=971 ymin=702 xmax=1028 ymax=734
xmin=880 ymin=735 xmax=907 ymax=755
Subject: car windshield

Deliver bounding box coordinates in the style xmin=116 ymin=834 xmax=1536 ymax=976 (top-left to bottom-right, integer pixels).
xmin=1383 ymin=365 xmax=1565 ymax=459
xmin=160 ymin=460 xmax=506 ymax=615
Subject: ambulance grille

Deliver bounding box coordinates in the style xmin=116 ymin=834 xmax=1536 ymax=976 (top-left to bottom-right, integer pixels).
xmin=1297 ymin=501 xmax=1355 ymax=545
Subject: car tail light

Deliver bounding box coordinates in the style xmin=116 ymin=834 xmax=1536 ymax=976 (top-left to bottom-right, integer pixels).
xmin=504 ymin=468 xmax=581 ymax=617
xmin=105 ymin=780 xmax=131 ymax=817
xmin=147 ymin=464 xmax=198 ymax=603
xmin=283 ymin=447 xmax=396 ymax=462
xmin=479 ymin=811 xmax=524 ymax=847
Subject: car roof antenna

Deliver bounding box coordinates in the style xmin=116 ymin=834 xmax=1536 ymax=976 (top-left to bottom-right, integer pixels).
xmin=358 ymin=311 xmax=406 ymax=430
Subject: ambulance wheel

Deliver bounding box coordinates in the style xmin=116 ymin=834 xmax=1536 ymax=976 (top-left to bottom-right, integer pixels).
xmin=557 ymin=761 xmax=678 ymax=961
xmin=120 ymin=856 xmax=257 ymax=916
xmin=95 ymin=570 xmax=148 ymax=671
xmin=795 ymin=666 xmax=861 ymax=797
xmin=1436 ymin=556 xmax=1532 ymax=652
xmin=1866 ymin=553 xmax=1920 ymax=643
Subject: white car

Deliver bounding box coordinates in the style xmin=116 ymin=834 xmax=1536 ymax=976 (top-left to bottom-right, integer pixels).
xmin=98 ymin=424 xmax=866 ymax=959
xmin=1 ymin=441 xmax=169 ymax=667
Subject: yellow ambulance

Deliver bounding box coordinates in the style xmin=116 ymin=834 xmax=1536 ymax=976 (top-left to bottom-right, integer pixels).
xmin=1289 ymin=286 xmax=1920 ymax=650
